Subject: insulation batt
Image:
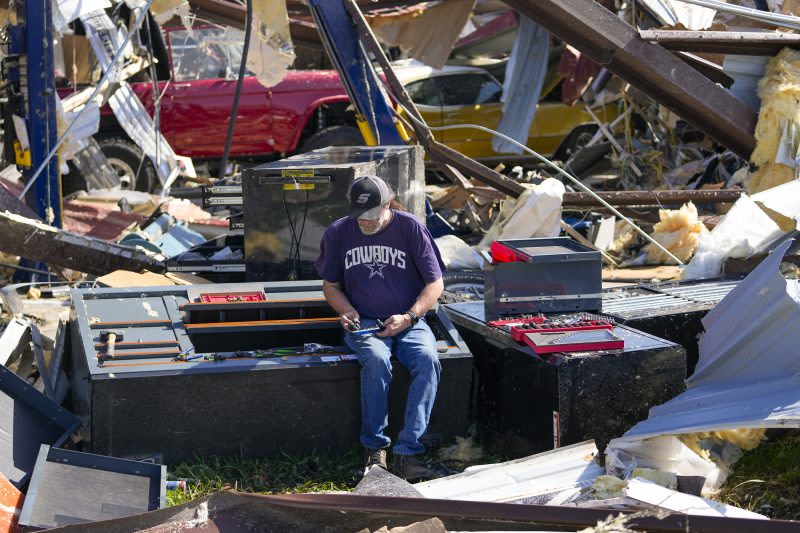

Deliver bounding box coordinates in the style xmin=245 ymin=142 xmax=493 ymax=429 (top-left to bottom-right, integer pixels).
xmin=645 ymin=202 xmax=707 ymax=264
xmin=748 ymin=47 xmax=800 ymax=193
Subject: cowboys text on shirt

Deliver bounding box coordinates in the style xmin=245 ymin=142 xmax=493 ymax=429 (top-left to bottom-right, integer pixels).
xmin=345 ymin=245 xmax=407 ymax=278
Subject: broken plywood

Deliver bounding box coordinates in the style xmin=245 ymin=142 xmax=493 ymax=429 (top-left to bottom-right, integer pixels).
xmin=96 ymin=270 xmax=210 ymax=287
xmin=0 ymin=211 xmax=164 ymax=276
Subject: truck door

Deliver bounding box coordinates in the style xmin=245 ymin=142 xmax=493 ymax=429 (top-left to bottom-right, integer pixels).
xmin=165 ymin=27 xmax=273 ymax=158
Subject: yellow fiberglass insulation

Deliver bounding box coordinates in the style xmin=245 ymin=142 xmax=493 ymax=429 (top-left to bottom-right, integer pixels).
xmin=679 ymin=428 xmax=767 ymax=460
xmin=608 ymin=220 xmax=639 ymax=256
xmin=749 ymin=48 xmax=800 ymax=194
xmin=645 ymin=202 xmax=708 ymax=264
xmin=749 ymin=163 xmax=795 ymax=195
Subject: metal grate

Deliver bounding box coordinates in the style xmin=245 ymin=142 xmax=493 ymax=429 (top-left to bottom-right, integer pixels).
xmin=601 ymin=293 xmax=688 ymax=318
xmin=658 ymin=280 xmax=739 ymax=305
xmin=602 ymin=279 xmax=741 ymax=319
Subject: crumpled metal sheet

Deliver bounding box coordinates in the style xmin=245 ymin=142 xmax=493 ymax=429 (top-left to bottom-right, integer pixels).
xmin=638 ymin=0 xmax=717 ymax=30
xmin=80 ymin=9 xmax=178 ymax=185
xmin=414 ymin=441 xmax=602 ymax=502
xmin=53 ymin=0 xmax=112 ymax=32
xmin=606 ymin=239 xmax=800 ymax=488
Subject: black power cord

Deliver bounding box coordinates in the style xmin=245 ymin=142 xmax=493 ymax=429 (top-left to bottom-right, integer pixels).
xmin=218 ymin=0 xmax=252 ymax=179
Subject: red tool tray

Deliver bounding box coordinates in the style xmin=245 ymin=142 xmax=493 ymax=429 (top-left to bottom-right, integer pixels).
xmin=519 ymin=328 xmax=624 ymax=354
xmin=487 ymin=315 xmax=546 ymax=328
xmin=490 ymin=241 xmax=529 ymax=263
xmin=509 ymin=320 xmax=613 ymax=343
xmin=199 ymin=291 xmax=266 ymax=303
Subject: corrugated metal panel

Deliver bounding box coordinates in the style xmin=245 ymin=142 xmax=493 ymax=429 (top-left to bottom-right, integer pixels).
xmin=606 ymin=241 xmax=800 ymax=490
xmin=658 ymin=280 xmax=738 ymax=305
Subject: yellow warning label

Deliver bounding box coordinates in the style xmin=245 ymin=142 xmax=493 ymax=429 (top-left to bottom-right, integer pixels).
xmin=281 ymin=170 xmax=315 ymax=178
xmin=283 ymin=183 xmax=315 ymax=191
xmin=13 ymin=141 xmax=31 ymax=167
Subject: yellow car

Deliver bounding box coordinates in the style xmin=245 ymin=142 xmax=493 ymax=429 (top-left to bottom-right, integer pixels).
xmin=394 ymin=61 xmax=619 ymax=162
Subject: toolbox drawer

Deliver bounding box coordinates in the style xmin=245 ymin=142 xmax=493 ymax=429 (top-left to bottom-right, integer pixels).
xmin=484 ymin=237 xmax=602 ymax=318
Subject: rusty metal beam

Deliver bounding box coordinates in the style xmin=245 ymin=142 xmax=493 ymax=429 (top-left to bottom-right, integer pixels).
xmin=0 ymin=212 xmax=165 ymax=275
xmin=563 ymin=188 xmax=744 ymax=207
xmin=674 ymin=51 xmax=733 ymax=87
xmin=640 ymin=29 xmax=800 ymax=56
xmin=502 ymin=0 xmax=757 ymax=158
xmin=426 ymin=141 xmax=527 ymax=197
xmin=47 ymin=490 xmax=800 ymax=533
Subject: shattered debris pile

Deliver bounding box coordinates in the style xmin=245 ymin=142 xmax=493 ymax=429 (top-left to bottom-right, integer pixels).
xmin=4 ymin=0 xmax=800 ymax=530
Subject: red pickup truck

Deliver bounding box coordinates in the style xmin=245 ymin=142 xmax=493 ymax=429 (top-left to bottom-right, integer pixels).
xmin=71 ymin=25 xmax=360 ymax=191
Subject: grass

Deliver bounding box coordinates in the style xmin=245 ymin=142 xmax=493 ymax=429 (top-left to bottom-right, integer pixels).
xmin=166 ymin=439 xmax=500 ymax=507
xmin=166 ymin=448 xmax=365 ymax=506
xmin=715 ymin=432 xmax=800 ymax=520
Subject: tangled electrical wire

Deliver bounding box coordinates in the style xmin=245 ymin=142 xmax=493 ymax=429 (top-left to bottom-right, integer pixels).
xmin=282 ymin=188 xmax=310 ymax=280
xmin=390 ymin=102 xmax=684 ymax=266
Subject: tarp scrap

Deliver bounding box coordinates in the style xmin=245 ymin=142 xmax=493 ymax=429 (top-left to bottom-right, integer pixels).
xmin=491 ymin=17 xmax=549 ymax=155
xmin=368 ymin=0 xmax=475 ymax=70
xmin=247 ymin=0 xmax=296 ymax=88
xmin=479 ymin=178 xmax=564 ymax=247
xmin=681 ymin=193 xmax=782 ymax=280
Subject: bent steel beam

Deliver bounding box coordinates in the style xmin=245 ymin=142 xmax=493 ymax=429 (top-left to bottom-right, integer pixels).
xmin=502 ymin=0 xmax=757 ymax=158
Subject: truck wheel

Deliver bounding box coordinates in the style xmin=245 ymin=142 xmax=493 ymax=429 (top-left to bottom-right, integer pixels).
xmin=97 ymin=136 xmax=158 ymax=192
xmin=299 ymin=125 xmax=364 ymax=153
xmin=555 ymin=125 xmax=599 ymax=161
xmin=441 ymin=270 xmax=485 ymax=301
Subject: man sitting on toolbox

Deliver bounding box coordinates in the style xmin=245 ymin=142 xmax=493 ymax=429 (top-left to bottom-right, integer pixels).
xmin=315 ymin=175 xmax=445 ymax=481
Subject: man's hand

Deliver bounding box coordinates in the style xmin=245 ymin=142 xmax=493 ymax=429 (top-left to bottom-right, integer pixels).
xmin=377 ymin=314 xmax=412 ymax=337
xmin=340 ymin=309 xmax=361 ymax=331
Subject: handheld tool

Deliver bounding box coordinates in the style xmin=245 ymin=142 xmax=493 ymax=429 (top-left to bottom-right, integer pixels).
xmin=99 ymin=330 xmax=124 ymax=359
xmin=348 ymin=319 xmax=386 ymax=336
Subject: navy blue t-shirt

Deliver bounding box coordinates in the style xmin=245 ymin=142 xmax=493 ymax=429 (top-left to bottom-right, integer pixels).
xmin=315 ymin=210 xmax=445 ymax=318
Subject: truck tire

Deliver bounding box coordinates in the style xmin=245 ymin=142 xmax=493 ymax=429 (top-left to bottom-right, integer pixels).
xmin=299 ymin=125 xmax=364 ymax=153
xmin=555 ymin=125 xmax=599 ymax=161
xmin=97 ymin=136 xmax=158 ymax=192
xmin=441 ymin=270 xmax=485 ymax=302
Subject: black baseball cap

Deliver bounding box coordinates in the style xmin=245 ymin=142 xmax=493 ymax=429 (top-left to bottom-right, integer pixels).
xmin=347 ymin=176 xmax=393 ymax=219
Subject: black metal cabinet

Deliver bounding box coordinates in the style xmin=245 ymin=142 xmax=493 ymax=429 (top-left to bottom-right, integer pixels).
xmin=242 ymin=146 xmax=425 ymax=281
xmin=444 ymin=302 xmax=686 ymax=457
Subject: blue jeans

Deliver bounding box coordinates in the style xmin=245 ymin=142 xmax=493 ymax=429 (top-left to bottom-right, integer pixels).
xmin=345 ymin=318 xmax=441 ymax=456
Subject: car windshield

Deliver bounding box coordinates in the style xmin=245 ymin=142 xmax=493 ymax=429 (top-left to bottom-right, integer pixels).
xmin=168 ymin=27 xmax=253 ymax=81
xmin=434 ymin=73 xmax=502 ymax=106
xmin=405 ymin=79 xmax=442 ymax=106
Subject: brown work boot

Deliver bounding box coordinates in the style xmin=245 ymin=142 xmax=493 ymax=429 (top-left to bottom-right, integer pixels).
xmin=363 ymin=447 xmax=388 ymax=474
xmin=392 ymin=454 xmax=443 ymax=482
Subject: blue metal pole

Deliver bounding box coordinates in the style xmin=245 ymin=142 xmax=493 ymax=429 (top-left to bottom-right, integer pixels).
xmin=6 ymin=0 xmax=61 ymax=282
xmin=11 ymin=0 xmax=62 ymax=228
xmin=307 ymin=0 xmax=403 ymax=145
xmin=20 ymin=0 xmax=62 ymax=227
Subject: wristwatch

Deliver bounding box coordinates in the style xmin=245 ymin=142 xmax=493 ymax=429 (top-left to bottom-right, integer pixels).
xmin=406 ymin=310 xmax=420 ymax=325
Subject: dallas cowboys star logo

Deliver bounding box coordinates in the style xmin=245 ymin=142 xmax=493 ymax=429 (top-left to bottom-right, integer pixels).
xmin=364 ymin=261 xmax=387 ymax=279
